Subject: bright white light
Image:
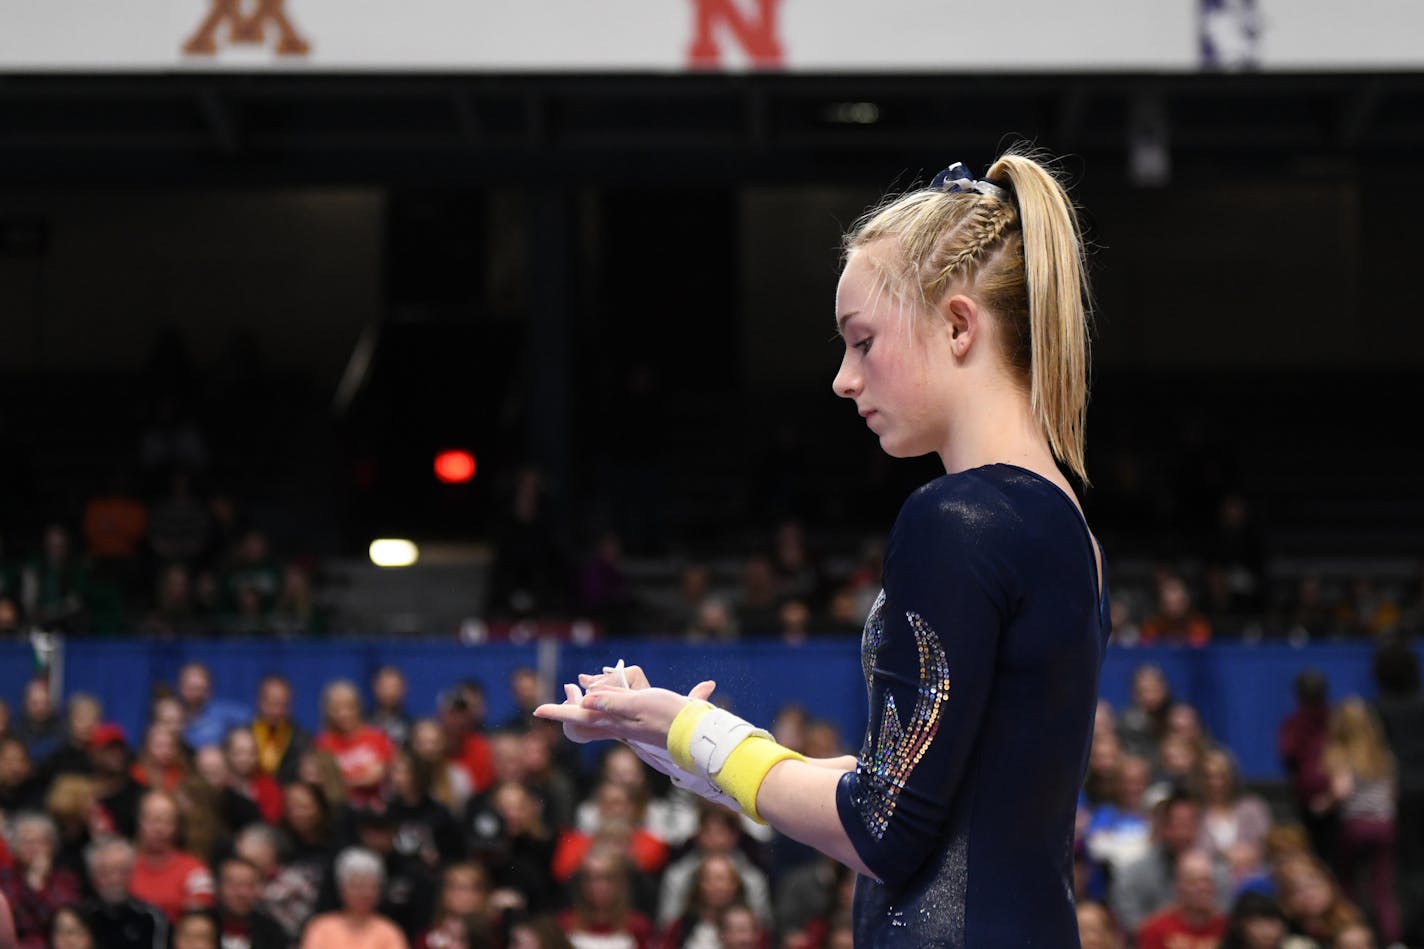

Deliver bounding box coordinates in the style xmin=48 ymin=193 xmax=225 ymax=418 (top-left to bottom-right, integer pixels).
xmin=369 ymin=539 xmax=419 ymax=568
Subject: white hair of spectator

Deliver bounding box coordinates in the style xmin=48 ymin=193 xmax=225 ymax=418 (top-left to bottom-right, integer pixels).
xmin=8 ymin=812 xmax=58 ymax=850
xmin=334 ymin=847 xmax=385 ymax=888
xmin=85 ymin=836 xmax=135 ymax=872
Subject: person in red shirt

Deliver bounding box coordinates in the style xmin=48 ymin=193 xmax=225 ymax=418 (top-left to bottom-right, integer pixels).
xmin=1139 ymin=574 xmax=1213 ymax=647
xmin=556 ymin=846 xmax=655 ymax=949
xmin=130 ymin=789 xmax=215 ymax=923
xmin=314 ymin=681 xmax=394 ymax=809
xmin=552 ymin=783 xmax=667 ymax=883
xmin=438 ymin=685 xmax=494 ymax=795
xmin=1136 ymin=850 xmax=1227 ymax=949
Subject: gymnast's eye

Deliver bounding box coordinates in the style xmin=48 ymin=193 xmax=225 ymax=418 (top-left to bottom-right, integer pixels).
xmin=854 ymin=338 xmax=872 ymax=354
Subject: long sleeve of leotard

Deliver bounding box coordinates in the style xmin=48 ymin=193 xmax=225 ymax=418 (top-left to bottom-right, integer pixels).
xmin=834 ymin=480 xmax=1019 ymax=888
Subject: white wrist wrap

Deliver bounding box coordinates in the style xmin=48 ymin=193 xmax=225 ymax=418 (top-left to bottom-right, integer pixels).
xmin=688 ymin=708 xmax=771 ymax=780
xmin=624 ymin=738 xmax=739 ymax=811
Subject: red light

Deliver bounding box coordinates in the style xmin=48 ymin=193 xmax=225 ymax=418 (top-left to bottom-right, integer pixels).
xmin=434 ymin=450 xmax=476 ymax=484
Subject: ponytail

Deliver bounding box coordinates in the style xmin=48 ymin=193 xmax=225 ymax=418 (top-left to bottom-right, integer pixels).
xmin=986 ymin=152 xmax=1092 ymax=484
xmin=846 ymin=148 xmax=1093 ymax=483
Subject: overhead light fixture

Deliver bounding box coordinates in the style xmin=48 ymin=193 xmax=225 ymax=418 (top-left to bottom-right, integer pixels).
xmin=369 ymin=539 xmax=419 ymax=568
xmin=826 ymin=102 xmax=881 ymax=125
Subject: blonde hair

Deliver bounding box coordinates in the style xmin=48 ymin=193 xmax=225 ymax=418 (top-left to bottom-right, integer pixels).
xmin=845 ymin=148 xmax=1093 ymax=482
xmin=1325 ymin=697 xmax=1395 ymax=784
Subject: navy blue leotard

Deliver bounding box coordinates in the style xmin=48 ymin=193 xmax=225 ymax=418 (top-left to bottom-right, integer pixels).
xmin=836 ymin=464 xmax=1110 ymax=947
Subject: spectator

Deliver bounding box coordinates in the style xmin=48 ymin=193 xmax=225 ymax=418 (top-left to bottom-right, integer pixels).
xmin=146 ymin=474 xmax=211 ymax=567
xmin=771 ymin=521 xmax=819 ymax=605
xmin=223 ymin=726 xmax=283 ymax=824
xmin=1139 ymin=574 xmax=1213 ymax=647
xmin=718 ymin=903 xmax=768 ymax=949
xmin=414 ymin=863 xmax=492 ymax=949
xmin=687 ymin=597 xmax=738 ymax=642
xmin=129 ymin=790 xmax=214 ymax=923
xmin=19 ymin=525 xmax=91 ymax=632
xmin=251 ymin=675 xmax=310 ymax=783
xmin=503 ymin=668 xmax=544 ymax=732
xmin=371 ymin=667 xmax=413 ymax=749
xmin=1274 ymin=853 xmax=1362 ymax=947
xmin=1219 ymin=891 xmax=1315 ymax=949
xmin=656 ymin=807 xmax=771 ymax=929
xmin=1085 ymin=755 xmax=1154 ymax=882
xmin=1280 ymin=670 xmax=1338 ymax=867
xmin=213 ymin=856 xmax=285 ymax=949
xmin=469 ymin=782 xmax=555 ymax=913
xmin=410 ymin=719 xmax=471 ymax=814
xmin=176 ymin=764 xmax=234 ymax=863
xmin=88 ymin=723 xmax=140 ymax=838
xmin=576 ymin=745 xmax=690 ymax=847
xmin=1322 ymin=698 xmax=1400 ymax=944
xmin=48 ymin=905 xmax=96 ymax=949
xmin=1076 ymin=901 xmax=1122 ymax=949
xmin=555 ymin=783 xmax=667 ymax=884
xmin=44 ymin=694 xmax=103 ymax=781
xmin=659 ymin=854 xmax=747 ymax=949
xmin=223 ymin=530 xmax=281 ymax=614
xmin=12 ymin=680 xmax=61 ymax=766
xmin=439 ymin=684 xmax=494 ymax=796
xmin=84 ymin=837 xmax=169 ymax=949
xmin=1136 ymin=849 xmax=1229 ymax=949
xmin=45 ymin=777 xmax=99 ymax=880
xmin=520 ymin=731 xmax=577 ymax=834
xmin=300 ymin=848 xmax=409 ymax=949
xmin=270 ymin=563 xmax=327 ymax=636
xmin=0 ymin=738 xmax=42 ymax=814
xmin=172 ymin=911 xmax=219 ymax=949
xmin=486 ymin=466 xmax=570 ymax=620
xmin=557 ymin=847 xmax=655 ymax=949
xmin=140 ymin=565 xmax=207 ymax=638
xmin=737 ymin=554 xmax=781 ymax=636
xmin=1196 ymin=746 xmax=1275 ymax=854
xmin=1111 ymin=792 xmax=1231 ymax=935
xmin=1371 ymin=636 xmax=1424 ymax=946
xmin=575 ymin=531 xmax=633 ymax=632
xmin=130 ymin=724 xmax=189 ymax=793
xmin=1119 ymin=665 xmax=1173 ymax=762
xmin=388 ymin=753 xmax=465 ymax=868
xmin=779 ymin=598 xmax=813 ymax=643
xmin=314 ymin=680 xmax=395 ymax=809
xmin=335 ymin=809 xmax=436 ymax=941
xmin=0 ymin=813 xmax=82 ymax=949
xmin=176 ymin=663 xmax=250 ymax=752
xmin=82 ymin=473 xmax=148 ymax=565
xmin=234 ymin=821 xmax=318 ymax=945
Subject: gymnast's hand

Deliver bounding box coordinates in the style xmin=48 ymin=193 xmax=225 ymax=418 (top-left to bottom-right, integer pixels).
xmin=534 ymin=679 xmax=715 ymax=748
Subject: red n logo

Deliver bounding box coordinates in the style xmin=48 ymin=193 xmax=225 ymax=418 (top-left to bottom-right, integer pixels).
xmin=687 ymin=0 xmax=785 ymax=69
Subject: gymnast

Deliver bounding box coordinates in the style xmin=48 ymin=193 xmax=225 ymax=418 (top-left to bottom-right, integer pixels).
xmin=537 ymin=148 xmax=1110 ymax=946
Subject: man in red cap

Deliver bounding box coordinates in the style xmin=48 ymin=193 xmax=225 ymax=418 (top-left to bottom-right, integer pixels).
xmin=89 ymin=724 xmax=142 ymax=839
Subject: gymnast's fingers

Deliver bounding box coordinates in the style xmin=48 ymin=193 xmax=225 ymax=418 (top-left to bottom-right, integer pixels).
xmin=688 ymin=679 xmax=717 ymax=701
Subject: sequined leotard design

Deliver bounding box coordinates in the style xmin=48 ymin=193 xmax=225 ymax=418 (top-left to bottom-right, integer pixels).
xmin=836 ymin=464 xmax=1111 ymax=947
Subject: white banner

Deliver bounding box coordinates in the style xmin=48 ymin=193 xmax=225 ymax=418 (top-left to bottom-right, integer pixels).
xmin=0 ymin=0 xmax=1421 ymax=73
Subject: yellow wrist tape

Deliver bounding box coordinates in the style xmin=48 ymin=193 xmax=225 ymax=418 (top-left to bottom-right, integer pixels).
xmin=667 ymin=700 xmax=714 ymax=773
xmin=714 ymin=735 xmax=805 ymax=824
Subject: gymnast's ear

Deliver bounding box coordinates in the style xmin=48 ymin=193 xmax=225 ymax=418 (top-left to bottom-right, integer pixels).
xmin=939 ymin=293 xmax=980 ymax=358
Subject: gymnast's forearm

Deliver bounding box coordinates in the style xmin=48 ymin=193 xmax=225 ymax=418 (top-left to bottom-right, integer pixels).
xmin=756 ymin=758 xmax=876 ymax=880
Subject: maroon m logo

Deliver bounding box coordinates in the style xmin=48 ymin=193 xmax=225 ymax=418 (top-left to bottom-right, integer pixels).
xmin=687 ymin=0 xmax=784 ymax=68
xmin=184 ymin=0 xmax=311 ymax=56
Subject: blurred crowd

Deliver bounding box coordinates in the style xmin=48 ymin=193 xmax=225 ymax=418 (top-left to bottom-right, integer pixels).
xmin=0 ymin=660 xmax=859 ymax=949
xmin=0 ymin=637 xmax=1419 ymax=949
xmin=1075 ymin=640 xmax=1424 ymax=949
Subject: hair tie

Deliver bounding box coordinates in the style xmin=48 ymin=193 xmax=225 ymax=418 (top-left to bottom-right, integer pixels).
xmin=930 ymin=162 xmax=1010 ymax=202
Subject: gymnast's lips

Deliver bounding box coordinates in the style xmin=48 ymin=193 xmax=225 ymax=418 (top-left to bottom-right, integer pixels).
xmin=859 ymin=408 xmax=877 ymax=420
